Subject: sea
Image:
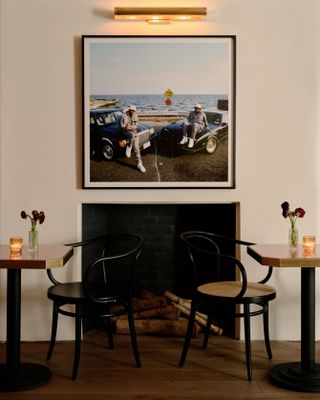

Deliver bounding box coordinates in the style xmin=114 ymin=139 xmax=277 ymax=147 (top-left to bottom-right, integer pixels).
xmin=91 ymin=94 xmax=228 ymax=113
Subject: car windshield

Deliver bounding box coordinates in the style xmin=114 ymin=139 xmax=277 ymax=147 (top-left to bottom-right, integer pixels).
xmin=206 ymin=112 xmax=223 ymax=126
xmin=92 ymin=111 xmax=122 ymax=126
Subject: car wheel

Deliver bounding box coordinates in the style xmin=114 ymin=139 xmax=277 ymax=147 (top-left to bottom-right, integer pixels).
xmin=101 ymin=141 xmax=115 ymax=160
xmin=205 ymin=137 xmax=218 ymax=154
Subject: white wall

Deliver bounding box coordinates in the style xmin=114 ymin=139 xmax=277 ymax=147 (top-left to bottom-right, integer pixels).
xmin=0 ymin=0 xmax=319 ymax=341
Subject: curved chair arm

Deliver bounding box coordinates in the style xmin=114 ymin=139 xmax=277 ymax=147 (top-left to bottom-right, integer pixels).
xmin=220 ymin=253 xmax=248 ymax=300
xmin=46 ymin=268 xmax=61 ymax=285
xmin=46 ymin=234 xmax=114 ymax=286
xmin=83 ymin=234 xmax=144 ymax=304
xmin=183 ymin=235 xmax=248 ymax=300
xmin=65 ymin=234 xmax=111 ymax=248
xmin=182 ymin=231 xmax=255 ymax=247
xmin=212 ymin=234 xmax=255 ymax=247
xmin=47 ymin=244 xmax=75 ymax=285
xmin=257 ymin=266 xmax=273 ymax=284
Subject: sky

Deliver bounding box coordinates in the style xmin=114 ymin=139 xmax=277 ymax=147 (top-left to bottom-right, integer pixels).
xmin=89 ymin=39 xmax=231 ymax=95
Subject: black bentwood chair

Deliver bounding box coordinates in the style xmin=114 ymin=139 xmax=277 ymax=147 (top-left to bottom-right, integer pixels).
xmin=46 ymin=233 xmax=144 ymax=380
xmin=178 ymin=231 xmax=276 ymax=380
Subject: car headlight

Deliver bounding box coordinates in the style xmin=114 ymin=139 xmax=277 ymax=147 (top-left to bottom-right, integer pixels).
xmin=118 ymin=140 xmax=127 ymax=148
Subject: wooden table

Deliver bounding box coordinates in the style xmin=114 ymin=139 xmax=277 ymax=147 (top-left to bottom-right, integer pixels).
xmin=0 ymin=245 xmax=73 ymax=392
xmin=248 ymin=244 xmax=320 ymax=392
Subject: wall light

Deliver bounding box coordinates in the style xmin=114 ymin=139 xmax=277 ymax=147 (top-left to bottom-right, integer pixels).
xmin=114 ymin=7 xmax=207 ymax=24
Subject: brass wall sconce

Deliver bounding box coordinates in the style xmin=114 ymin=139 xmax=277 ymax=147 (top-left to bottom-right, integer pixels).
xmin=114 ymin=7 xmax=207 ymax=24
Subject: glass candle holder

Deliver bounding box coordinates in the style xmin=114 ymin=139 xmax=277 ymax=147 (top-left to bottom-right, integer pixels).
xmin=303 ymin=235 xmax=316 ymax=256
xmin=10 ymin=236 xmax=23 ymax=254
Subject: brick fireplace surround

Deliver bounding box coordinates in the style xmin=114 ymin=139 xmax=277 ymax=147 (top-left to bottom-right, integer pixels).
xmin=81 ymin=202 xmax=240 ymax=335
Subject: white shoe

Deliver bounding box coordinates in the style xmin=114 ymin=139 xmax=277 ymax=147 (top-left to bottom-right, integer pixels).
xmin=137 ymin=163 xmax=146 ymax=173
xmin=126 ymin=145 xmax=132 ymax=158
xmin=179 ymin=136 xmax=188 ymax=145
xmin=188 ymin=138 xmax=194 ymax=148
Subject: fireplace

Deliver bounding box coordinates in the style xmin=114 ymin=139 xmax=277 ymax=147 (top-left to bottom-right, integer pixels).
xmin=81 ymin=202 xmax=240 ymax=337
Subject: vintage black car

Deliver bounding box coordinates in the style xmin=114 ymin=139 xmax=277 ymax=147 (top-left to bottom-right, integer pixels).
xmin=90 ymin=108 xmax=156 ymax=161
xmin=160 ymin=111 xmax=228 ymax=154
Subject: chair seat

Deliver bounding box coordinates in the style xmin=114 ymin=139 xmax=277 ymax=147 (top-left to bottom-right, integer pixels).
xmin=48 ymin=282 xmax=126 ymax=305
xmin=198 ymin=281 xmax=276 ymax=301
xmin=47 ymin=282 xmax=86 ymax=304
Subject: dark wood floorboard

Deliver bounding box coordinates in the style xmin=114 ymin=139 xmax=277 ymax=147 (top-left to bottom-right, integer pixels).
xmin=0 ymin=330 xmax=319 ymax=399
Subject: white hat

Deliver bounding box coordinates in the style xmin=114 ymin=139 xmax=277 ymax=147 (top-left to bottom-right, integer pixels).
xmin=128 ymin=105 xmax=136 ymax=111
xmin=194 ymin=103 xmax=202 ymax=109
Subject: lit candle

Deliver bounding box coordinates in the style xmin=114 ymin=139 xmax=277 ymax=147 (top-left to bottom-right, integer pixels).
xmin=10 ymin=236 xmax=23 ymax=254
xmin=303 ymin=235 xmax=316 ymax=256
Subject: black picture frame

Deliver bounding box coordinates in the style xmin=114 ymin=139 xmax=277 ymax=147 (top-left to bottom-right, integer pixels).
xmin=82 ymin=35 xmax=236 ymax=189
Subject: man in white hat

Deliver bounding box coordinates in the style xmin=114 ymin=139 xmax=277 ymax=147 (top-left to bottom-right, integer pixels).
xmin=120 ymin=104 xmax=146 ymax=173
xmin=180 ymin=103 xmax=208 ymax=148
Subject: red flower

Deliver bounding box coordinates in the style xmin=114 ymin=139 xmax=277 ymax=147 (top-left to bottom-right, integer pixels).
xmin=20 ymin=211 xmax=27 ymax=219
xmin=281 ymin=202 xmax=289 ymax=218
xmin=281 ymin=202 xmax=305 ymax=228
xmin=21 ymin=209 xmax=46 ymax=230
xmin=295 ymin=208 xmax=305 ymax=218
xmin=281 ymin=201 xmax=289 ymax=211
xmin=39 ymin=211 xmax=45 ymax=224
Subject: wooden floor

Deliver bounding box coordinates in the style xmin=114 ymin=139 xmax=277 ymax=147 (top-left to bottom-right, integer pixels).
xmin=0 ymin=330 xmax=319 ymax=399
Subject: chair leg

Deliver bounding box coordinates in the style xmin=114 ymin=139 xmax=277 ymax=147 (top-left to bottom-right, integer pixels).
xmin=243 ymin=303 xmax=252 ymax=381
xmin=72 ymin=305 xmax=82 ymax=380
xmin=263 ymin=304 xmax=272 ymax=359
xmin=202 ymin=312 xmax=213 ymax=350
xmin=46 ymin=302 xmax=59 ymax=361
xmin=105 ymin=317 xmax=114 ymax=349
xmin=179 ymin=302 xmax=196 ymax=367
xmin=127 ymin=303 xmax=141 ymax=368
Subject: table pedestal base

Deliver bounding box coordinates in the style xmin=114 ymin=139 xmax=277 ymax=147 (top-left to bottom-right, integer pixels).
xmin=0 ymin=363 xmax=51 ymax=392
xmin=270 ymin=362 xmax=320 ymax=392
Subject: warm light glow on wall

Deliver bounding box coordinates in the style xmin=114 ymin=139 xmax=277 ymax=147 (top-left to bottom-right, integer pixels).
xmin=114 ymin=7 xmax=207 ymax=24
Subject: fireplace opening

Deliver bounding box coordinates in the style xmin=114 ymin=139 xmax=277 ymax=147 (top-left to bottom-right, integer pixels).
xmin=82 ymin=202 xmax=240 ymax=337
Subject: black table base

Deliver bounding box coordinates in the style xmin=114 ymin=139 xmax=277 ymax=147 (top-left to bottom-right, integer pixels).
xmin=2 ymin=269 xmax=52 ymax=392
xmin=270 ymin=362 xmax=320 ymax=392
xmin=0 ymin=363 xmax=51 ymax=392
xmin=270 ymin=268 xmax=320 ymax=392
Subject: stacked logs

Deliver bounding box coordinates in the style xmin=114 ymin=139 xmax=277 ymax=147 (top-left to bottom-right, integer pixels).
xmin=114 ymin=290 xmax=223 ymax=337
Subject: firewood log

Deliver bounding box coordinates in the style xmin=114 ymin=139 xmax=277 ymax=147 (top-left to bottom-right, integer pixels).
xmin=116 ymin=318 xmax=198 ymax=337
xmin=164 ymin=291 xmax=191 ymax=305
xmin=164 ymin=290 xmax=223 ymax=335
xmin=118 ymin=304 xmax=179 ymax=320
xmin=132 ymin=296 xmax=167 ymax=312
xmin=138 ymin=289 xmax=158 ymax=299
xmin=173 ymin=303 xmax=222 ymax=335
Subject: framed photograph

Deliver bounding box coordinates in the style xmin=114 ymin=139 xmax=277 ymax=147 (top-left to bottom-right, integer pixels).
xmin=82 ymin=35 xmax=236 ymax=189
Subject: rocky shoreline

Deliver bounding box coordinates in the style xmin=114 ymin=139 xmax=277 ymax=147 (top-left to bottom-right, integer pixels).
xmin=90 ymin=98 xmax=119 ymax=109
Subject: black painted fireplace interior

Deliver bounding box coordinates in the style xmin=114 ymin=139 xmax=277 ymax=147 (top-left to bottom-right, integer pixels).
xmin=82 ymin=202 xmax=240 ymax=337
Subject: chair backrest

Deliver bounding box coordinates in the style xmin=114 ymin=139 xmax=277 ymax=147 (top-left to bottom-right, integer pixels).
xmin=83 ymin=233 xmax=144 ymax=304
xmin=180 ymin=231 xmax=249 ymax=300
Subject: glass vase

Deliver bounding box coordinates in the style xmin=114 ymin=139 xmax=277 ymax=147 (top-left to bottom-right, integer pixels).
xmin=288 ymin=227 xmax=298 ymax=249
xmin=28 ymin=229 xmax=38 ymax=252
